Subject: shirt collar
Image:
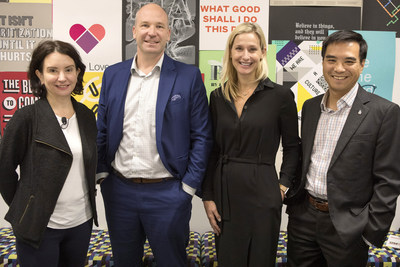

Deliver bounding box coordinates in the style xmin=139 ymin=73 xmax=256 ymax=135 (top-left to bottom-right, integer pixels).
xmin=320 ymin=83 xmax=359 ymax=112
xmin=130 ymin=54 xmax=164 ymax=76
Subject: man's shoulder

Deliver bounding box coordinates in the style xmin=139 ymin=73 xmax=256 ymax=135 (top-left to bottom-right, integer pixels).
xmin=304 ymin=93 xmax=324 ymax=106
xmin=104 ymin=59 xmax=133 ymax=74
xmin=164 ymin=55 xmax=200 ymax=73
xmin=358 ymin=88 xmax=399 ymax=111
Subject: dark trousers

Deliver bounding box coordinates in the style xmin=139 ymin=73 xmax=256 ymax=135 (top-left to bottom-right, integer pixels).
xmin=101 ymin=172 xmax=192 ymax=267
xmin=15 ymin=219 xmax=93 ymax=267
xmin=287 ymin=198 xmax=368 ymax=267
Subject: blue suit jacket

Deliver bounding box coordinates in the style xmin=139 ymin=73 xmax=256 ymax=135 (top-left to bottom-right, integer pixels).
xmin=96 ymin=54 xmax=213 ymax=193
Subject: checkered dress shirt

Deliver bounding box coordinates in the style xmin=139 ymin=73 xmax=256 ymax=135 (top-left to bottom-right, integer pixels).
xmin=305 ymin=84 xmax=358 ymax=200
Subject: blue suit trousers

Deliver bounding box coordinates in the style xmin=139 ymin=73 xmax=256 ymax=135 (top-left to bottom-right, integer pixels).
xmin=101 ymin=172 xmax=192 ymax=267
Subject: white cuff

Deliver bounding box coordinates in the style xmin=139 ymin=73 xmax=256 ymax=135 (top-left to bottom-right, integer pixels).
xmin=96 ymin=172 xmax=109 ymax=183
xmin=182 ymin=182 xmax=196 ymax=196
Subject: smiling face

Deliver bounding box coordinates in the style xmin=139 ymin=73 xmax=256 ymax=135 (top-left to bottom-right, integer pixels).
xmin=133 ymin=4 xmax=170 ymax=59
xmin=35 ymin=51 xmax=80 ymax=102
xmin=230 ymin=32 xmax=266 ymax=80
xmin=323 ymin=41 xmax=365 ymax=98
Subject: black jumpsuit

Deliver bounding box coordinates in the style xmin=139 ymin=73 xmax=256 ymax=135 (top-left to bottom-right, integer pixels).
xmin=202 ymin=78 xmax=300 ymax=266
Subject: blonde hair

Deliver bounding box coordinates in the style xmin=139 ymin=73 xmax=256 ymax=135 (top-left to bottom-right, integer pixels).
xmin=220 ymin=22 xmax=268 ymax=101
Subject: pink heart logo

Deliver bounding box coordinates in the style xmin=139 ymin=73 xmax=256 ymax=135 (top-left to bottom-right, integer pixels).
xmin=69 ymin=24 xmax=105 ymax=53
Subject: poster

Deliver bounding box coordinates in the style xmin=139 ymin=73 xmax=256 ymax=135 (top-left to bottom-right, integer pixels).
xmin=123 ymin=0 xmax=199 ymax=65
xmin=363 ymin=0 xmax=400 ymax=38
xmin=53 ymin=0 xmax=121 ymax=70
xmin=268 ymin=6 xmax=361 ymax=43
xmin=331 ymin=30 xmax=396 ymax=101
xmin=0 ymin=2 xmax=52 ymax=71
xmin=0 ymin=72 xmax=37 ymax=135
xmin=200 ymin=0 xmax=269 ymax=50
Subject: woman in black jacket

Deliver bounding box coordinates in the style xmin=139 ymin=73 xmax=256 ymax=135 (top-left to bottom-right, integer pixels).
xmin=0 ymin=40 xmax=98 ymax=267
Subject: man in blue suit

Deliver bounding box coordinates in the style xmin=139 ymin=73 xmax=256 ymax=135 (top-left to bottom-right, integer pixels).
xmin=96 ymin=3 xmax=213 ymax=267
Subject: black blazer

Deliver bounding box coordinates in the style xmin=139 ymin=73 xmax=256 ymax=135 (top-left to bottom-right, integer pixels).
xmin=287 ymin=86 xmax=400 ymax=247
xmin=0 ymin=98 xmax=98 ymax=248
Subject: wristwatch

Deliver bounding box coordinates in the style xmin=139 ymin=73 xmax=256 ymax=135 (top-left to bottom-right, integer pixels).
xmin=279 ymin=184 xmax=289 ymax=195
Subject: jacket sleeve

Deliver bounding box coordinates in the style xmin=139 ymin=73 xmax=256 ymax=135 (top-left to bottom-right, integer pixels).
xmin=181 ymin=69 xmax=213 ymax=194
xmin=363 ymin=103 xmax=400 ymax=247
xmin=202 ymin=91 xmax=219 ymax=200
xmin=96 ymin=69 xmax=110 ymax=174
xmin=0 ymin=109 xmax=30 ymax=206
xmin=278 ymin=87 xmax=301 ymax=188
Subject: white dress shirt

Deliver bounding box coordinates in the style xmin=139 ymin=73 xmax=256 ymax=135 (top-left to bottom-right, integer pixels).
xmin=111 ymin=54 xmax=195 ymax=195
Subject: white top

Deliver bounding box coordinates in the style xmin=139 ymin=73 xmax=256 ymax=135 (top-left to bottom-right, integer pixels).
xmin=48 ymin=113 xmax=92 ymax=229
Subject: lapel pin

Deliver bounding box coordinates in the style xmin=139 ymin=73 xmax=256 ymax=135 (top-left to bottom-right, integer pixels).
xmin=358 ymin=110 xmax=362 ymax=115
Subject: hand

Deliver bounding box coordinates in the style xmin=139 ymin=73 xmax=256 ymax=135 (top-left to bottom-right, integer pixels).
xmin=280 ymin=189 xmax=285 ymax=201
xmin=279 ymin=184 xmax=288 ymax=202
xmin=203 ymin=200 xmax=222 ymax=236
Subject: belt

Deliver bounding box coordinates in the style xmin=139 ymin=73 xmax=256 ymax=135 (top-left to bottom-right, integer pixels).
xmin=308 ymin=194 xmax=329 ymax=212
xmin=113 ymin=169 xmax=174 ymax=184
xmin=217 ymin=154 xmax=273 ymax=220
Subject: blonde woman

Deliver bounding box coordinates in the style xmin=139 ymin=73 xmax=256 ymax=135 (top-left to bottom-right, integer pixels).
xmin=202 ymin=22 xmax=300 ymax=266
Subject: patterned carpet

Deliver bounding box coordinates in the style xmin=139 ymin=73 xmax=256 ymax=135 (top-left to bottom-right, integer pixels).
xmin=0 ymin=227 xmax=399 ymax=266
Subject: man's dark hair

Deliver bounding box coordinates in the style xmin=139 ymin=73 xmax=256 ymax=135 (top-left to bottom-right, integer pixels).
xmin=322 ymin=30 xmax=368 ymax=62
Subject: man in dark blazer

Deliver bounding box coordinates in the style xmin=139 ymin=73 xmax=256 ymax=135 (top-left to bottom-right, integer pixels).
xmin=286 ymin=30 xmax=400 ymax=267
xmin=96 ymin=3 xmax=212 ymax=267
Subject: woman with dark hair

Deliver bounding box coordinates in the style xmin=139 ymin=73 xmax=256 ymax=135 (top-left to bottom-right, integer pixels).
xmin=0 ymin=40 xmax=98 ymax=267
